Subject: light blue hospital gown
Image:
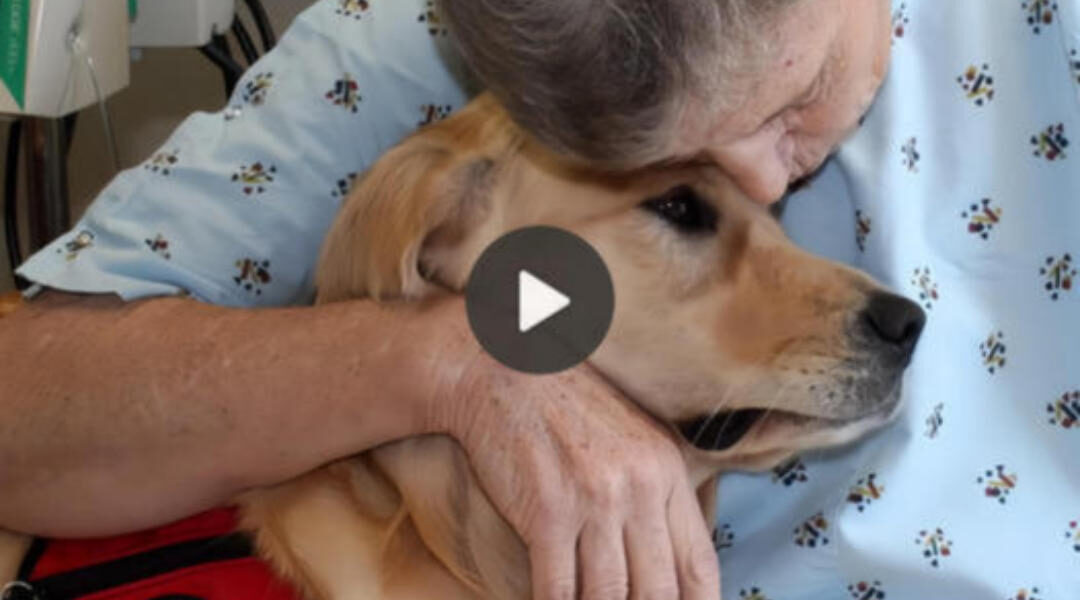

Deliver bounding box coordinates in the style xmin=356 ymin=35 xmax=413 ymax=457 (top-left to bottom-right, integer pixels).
xmin=17 ymin=1 xmax=1080 ymax=599
xmin=21 ymin=0 xmax=471 ymax=305
xmin=722 ymin=3 xmax=1080 ymax=599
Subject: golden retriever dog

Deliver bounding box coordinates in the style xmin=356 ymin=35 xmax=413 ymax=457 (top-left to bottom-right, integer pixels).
xmin=236 ymin=92 xmax=924 ymax=599
xmin=0 ymin=92 xmax=924 ymax=599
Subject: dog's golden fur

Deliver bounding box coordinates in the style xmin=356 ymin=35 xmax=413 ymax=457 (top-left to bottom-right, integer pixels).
xmin=237 ymin=93 xmax=909 ymax=599
xmin=0 ymin=94 xmax=913 ymax=599
xmin=0 ymin=293 xmax=21 ymax=320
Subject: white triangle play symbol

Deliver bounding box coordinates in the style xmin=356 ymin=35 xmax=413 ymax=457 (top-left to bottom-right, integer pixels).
xmin=518 ymin=270 xmax=571 ymax=333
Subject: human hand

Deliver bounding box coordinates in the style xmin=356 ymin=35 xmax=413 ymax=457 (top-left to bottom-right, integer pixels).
xmin=432 ymin=354 xmax=721 ymax=600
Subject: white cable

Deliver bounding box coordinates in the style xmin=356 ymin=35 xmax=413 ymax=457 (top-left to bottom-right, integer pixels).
xmin=66 ymin=27 xmax=122 ymax=173
xmin=82 ymin=51 xmax=121 ymax=172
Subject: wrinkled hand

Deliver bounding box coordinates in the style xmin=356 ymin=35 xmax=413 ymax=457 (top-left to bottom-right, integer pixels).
xmin=435 ymin=355 xmax=721 ymax=600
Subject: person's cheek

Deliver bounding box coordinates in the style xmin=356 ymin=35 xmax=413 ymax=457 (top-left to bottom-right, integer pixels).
xmin=800 ymin=67 xmax=872 ymax=158
xmin=873 ymin=0 xmax=892 ymax=76
xmin=804 ymin=100 xmax=857 ymax=154
xmin=708 ymin=127 xmax=792 ymax=205
xmin=849 ymin=0 xmax=891 ymax=125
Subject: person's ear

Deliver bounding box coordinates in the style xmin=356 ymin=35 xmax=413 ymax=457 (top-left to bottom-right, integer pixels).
xmin=315 ymin=138 xmax=495 ymax=304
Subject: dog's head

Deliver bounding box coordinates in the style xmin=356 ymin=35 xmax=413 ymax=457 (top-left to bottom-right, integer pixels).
xmin=317 ymin=93 xmax=923 ymax=473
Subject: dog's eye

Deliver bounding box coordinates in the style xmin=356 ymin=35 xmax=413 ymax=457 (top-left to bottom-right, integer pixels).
xmin=642 ymin=185 xmax=718 ymax=234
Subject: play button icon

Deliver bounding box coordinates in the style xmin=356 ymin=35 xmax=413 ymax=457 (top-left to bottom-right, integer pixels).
xmin=465 ymin=226 xmax=615 ymax=374
xmin=518 ymin=270 xmax=570 ymax=332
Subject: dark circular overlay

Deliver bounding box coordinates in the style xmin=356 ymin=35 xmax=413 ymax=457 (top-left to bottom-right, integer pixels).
xmin=465 ymin=226 xmax=615 ymax=374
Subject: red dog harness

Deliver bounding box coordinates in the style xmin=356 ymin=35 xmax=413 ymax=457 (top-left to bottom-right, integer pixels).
xmin=4 ymin=509 xmax=299 ymax=600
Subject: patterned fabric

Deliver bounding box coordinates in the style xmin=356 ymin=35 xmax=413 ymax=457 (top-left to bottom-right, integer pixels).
xmin=14 ymin=1 xmax=1080 ymax=599
xmin=17 ymin=0 xmax=471 ymax=306
xmin=717 ymin=2 xmax=1080 ymax=599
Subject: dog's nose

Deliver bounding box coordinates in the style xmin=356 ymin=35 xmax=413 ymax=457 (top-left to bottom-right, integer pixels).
xmin=862 ymin=292 xmax=926 ymax=355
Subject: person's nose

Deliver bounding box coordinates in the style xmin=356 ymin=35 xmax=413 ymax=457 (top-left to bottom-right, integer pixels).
xmin=705 ymin=131 xmax=792 ymax=205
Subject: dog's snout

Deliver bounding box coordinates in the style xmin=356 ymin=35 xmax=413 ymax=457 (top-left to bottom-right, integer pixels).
xmin=862 ymin=292 xmax=926 ymax=355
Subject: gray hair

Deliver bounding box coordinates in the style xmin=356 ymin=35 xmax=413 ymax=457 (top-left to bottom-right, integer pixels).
xmin=439 ymin=0 xmax=791 ymax=169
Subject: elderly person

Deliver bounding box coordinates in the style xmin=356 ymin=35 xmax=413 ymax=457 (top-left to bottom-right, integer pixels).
xmin=3 ymin=0 xmax=1077 ymax=598
xmin=443 ymin=0 xmax=889 ymax=204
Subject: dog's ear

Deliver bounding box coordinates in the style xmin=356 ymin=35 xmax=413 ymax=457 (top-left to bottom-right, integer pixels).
xmin=315 ymin=137 xmax=495 ymax=304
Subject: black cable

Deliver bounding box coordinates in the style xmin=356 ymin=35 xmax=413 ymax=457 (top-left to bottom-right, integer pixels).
xmin=214 ymin=33 xmax=242 ymax=95
xmin=241 ymin=0 xmax=276 ymax=52
xmin=200 ymin=34 xmax=244 ymax=98
xmin=4 ymin=120 xmax=29 ymax=290
xmin=231 ymin=19 xmax=259 ymax=67
xmin=62 ymin=113 xmax=78 ymax=156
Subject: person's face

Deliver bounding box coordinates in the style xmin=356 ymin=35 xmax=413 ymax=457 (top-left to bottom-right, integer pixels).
xmin=672 ymin=0 xmax=892 ymax=204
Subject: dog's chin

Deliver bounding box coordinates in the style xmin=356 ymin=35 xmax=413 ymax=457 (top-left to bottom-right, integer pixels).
xmin=677 ymin=381 xmax=904 ymax=470
xmin=753 ymin=384 xmax=904 ymax=456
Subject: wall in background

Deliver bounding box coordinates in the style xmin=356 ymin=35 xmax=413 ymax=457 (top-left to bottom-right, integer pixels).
xmin=0 ymin=0 xmax=312 ymax=293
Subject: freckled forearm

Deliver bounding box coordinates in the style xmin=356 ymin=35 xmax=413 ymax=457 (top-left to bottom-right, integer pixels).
xmin=0 ymin=292 xmax=474 ymax=537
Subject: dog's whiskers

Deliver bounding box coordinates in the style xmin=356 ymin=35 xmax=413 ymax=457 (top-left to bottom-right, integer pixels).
xmin=708 ymin=377 xmax=801 ymax=450
xmin=755 ymin=379 xmax=803 ymax=436
xmin=689 ymin=386 xmax=738 ymax=448
xmin=710 ymin=408 xmax=740 ymax=450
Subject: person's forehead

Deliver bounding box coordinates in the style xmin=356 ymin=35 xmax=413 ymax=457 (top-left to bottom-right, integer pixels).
xmin=690 ymin=3 xmax=848 ymax=143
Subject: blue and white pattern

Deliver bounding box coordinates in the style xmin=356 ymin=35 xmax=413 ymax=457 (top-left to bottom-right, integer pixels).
xmin=18 ymin=0 xmax=471 ymax=306
xmin=724 ymin=2 xmax=1080 ymax=598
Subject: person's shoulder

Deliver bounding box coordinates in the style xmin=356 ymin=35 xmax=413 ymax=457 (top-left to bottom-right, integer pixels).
xmin=291 ymin=0 xmax=456 ymax=52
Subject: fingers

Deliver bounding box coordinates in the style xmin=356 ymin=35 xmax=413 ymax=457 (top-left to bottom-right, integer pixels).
xmin=623 ymin=492 xmax=678 ymax=600
xmin=668 ymin=480 xmax=722 ymax=600
xmin=579 ymin=517 xmax=629 ymax=600
xmin=530 ymin=527 xmax=578 ymax=600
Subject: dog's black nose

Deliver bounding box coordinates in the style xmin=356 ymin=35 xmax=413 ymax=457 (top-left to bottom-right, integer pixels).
xmin=862 ymin=292 xmax=926 ymax=355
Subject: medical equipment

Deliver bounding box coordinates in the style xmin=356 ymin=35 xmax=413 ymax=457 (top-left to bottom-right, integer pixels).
xmin=1 ymin=0 xmax=129 ymax=289
xmin=129 ymin=0 xmax=236 ymax=48
xmin=0 ymin=0 xmax=130 ymax=118
xmin=2 ymin=0 xmax=275 ymax=290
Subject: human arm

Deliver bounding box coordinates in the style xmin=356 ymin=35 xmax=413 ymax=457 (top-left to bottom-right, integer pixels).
xmin=0 ymin=291 xmax=456 ymax=536
xmin=1 ymin=290 xmax=720 ymax=600
xmin=0 ymin=0 xmax=473 ymax=533
xmin=2 ymin=0 xmax=722 ymax=595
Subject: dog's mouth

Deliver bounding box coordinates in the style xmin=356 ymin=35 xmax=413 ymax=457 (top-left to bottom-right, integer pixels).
xmin=676 ymin=409 xmax=767 ymax=452
xmin=675 ymin=389 xmax=902 ymax=453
